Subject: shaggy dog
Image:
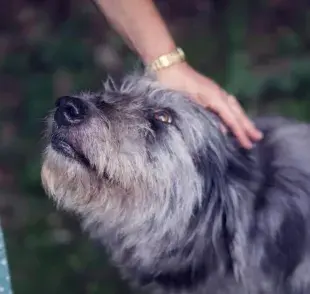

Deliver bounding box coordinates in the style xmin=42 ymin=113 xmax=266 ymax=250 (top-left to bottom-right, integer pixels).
xmin=41 ymin=73 xmax=310 ymax=294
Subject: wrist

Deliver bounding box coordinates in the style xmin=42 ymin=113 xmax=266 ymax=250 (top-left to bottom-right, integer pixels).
xmin=146 ymin=47 xmax=186 ymax=73
xmin=155 ymin=62 xmax=192 ymax=88
xmin=140 ymin=42 xmax=177 ymax=65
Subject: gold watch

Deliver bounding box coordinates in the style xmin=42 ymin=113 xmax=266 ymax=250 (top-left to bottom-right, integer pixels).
xmin=147 ymin=47 xmax=186 ymax=72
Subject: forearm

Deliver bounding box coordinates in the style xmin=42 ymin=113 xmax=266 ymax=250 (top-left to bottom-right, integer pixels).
xmin=94 ymin=0 xmax=176 ymax=64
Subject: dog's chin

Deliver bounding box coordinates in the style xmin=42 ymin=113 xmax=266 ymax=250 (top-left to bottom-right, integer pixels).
xmin=51 ymin=136 xmax=91 ymax=168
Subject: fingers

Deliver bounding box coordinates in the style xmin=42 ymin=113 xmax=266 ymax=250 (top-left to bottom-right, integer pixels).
xmin=227 ymin=95 xmax=263 ymax=141
xmin=208 ymin=97 xmax=254 ymax=149
xmin=202 ymin=91 xmax=262 ymax=149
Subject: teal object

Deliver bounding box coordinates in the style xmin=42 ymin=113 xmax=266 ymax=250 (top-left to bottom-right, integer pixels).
xmin=0 ymin=225 xmax=13 ymax=294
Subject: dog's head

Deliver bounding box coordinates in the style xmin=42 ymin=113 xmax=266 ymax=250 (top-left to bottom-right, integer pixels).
xmin=41 ymin=73 xmax=228 ymax=229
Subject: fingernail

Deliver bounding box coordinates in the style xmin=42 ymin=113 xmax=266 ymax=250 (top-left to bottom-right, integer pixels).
xmin=257 ymin=131 xmax=263 ymax=139
xmin=245 ymin=141 xmax=253 ymax=149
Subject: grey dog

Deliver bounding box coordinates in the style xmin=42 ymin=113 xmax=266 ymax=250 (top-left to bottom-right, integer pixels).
xmin=41 ymin=72 xmax=310 ymax=294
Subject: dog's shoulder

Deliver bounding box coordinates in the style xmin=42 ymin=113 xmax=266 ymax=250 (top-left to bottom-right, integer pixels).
xmin=247 ymin=115 xmax=310 ymax=293
xmin=254 ymin=115 xmax=310 ymax=172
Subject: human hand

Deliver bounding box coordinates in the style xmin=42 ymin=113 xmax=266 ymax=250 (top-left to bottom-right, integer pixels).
xmin=156 ymin=62 xmax=263 ymax=149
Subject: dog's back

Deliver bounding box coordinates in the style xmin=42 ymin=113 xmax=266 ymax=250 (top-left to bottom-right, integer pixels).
xmin=231 ymin=117 xmax=310 ymax=294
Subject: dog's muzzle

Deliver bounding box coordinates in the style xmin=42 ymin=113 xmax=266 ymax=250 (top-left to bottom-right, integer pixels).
xmin=51 ymin=96 xmax=91 ymax=167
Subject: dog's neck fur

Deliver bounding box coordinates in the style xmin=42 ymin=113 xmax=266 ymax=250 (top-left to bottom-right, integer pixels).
xmin=88 ymin=135 xmax=265 ymax=291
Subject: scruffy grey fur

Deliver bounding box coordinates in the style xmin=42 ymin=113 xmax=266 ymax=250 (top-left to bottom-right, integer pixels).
xmin=42 ymin=72 xmax=310 ymax=294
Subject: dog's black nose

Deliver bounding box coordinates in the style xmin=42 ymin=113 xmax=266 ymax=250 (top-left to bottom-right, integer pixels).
xmin=54 ymin=96 xmax=88 ymax=127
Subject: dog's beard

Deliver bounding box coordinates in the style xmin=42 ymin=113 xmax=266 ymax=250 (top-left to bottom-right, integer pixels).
xmin=41 ymin=146 xmax=95 ymax=211
xmin=42 ymin=130 xmax=224 ymax=253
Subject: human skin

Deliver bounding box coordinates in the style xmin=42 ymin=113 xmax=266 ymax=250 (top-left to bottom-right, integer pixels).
xmin=93 ymin=0 xmax=263 ymax=148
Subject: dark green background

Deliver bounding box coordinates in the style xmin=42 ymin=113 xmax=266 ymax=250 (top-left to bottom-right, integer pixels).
xmin=0 ymin=0 xmax=310 ymax=293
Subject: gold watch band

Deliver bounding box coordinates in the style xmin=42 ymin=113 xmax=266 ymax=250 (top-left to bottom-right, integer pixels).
xmin=147 ymin=47 xmax=186 ymax=72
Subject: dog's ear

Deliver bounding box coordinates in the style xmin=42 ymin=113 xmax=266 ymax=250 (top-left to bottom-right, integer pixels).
xmin=191 ymin=142 xmax=228 ymax=204
xmin=190 ymin=142 xmax=234 ymax=268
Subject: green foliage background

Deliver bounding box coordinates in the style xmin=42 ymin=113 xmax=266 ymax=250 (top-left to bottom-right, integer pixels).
xmin=0 ymin=0 xmax=310 ymax=293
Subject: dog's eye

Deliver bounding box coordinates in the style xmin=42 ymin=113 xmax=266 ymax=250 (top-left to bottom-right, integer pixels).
xmin=154 ymin=111 xmax=172 ymax=124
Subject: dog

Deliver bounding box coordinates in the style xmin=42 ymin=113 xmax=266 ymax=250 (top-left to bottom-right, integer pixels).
xmin=41 ymin=72 xmax=310 ymax=294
